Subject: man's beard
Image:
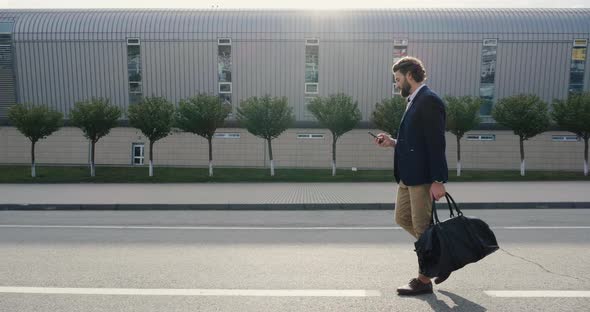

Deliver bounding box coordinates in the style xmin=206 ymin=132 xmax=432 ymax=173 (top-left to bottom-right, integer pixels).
xmin=400 ymin=81 xmax=411 ymax=98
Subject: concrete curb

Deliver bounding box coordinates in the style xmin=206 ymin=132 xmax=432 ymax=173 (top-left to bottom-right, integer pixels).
xmin=1 ymin=202 xmax=589 ymax=210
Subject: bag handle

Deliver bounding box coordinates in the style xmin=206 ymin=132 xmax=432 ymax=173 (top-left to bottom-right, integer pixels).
xmin=445 ymin=192 xmax=463 ymax=216
xmin=431 ymin=192 xmax=463 ymax=224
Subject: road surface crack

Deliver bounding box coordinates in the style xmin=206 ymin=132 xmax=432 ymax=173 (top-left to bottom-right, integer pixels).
xmin=500 ymin=247 xmax=589 ymax=282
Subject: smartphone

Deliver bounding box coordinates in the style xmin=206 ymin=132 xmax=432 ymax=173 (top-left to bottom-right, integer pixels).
xmin=369 ymin=132 xmax=383 ymax=143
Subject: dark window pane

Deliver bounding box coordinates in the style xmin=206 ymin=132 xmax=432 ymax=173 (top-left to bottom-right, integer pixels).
xmin=129 ymin=94 xmax=143 ymax=105
xmin=570 ymin=71 xmax=585 ymax=84
xmin=479 ymin=98 xmax=494 ymax=116
xmin=305 ymin=45 xmax=319 ymax=83
xmin=127 ymin=45 xmax=140 ymax=58
xmin=569 ymin=84 xmax=584 ymax=94
xmin=0 ymin=22 xmax=13 ymax=33
xmin=218 ymin=45 xmax=232 ymax=82
xmin=305 ymin=69 xmax=318 ymax=83
xmin=129 ymin=82 xmax=142 ymax=93
xmin=0 ymin=34 xmax=11 ymax=44
xmin=219 ymin=83 xmax=231 ymax=93
xmin=219 ymin=70 xmax=231 ymax=82
xmin=480 ymin=45 xmax=497 ymax=84
xmin=479 ymin=83 xmax=495 ymax=98
xmin=569 ymin=47 xmax=586 ymax=92
xmin=128 ymin=71 xmax=142 ymax=82
xmin=219 ymin=93 xmax=232 ymax=108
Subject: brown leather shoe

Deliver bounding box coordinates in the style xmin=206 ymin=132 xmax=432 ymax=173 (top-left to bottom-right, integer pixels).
xmin=397 ymin=278 xmax=433 ymax=296
xmin=434 ymin=272 xmax=451 ymax=285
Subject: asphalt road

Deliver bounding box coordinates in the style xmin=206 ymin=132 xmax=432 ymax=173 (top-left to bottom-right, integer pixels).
xmin=1 ymin=209 xmax=589 ymax=311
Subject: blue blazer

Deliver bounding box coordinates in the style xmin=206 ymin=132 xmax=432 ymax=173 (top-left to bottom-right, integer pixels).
xmin=394 ymin=85 xmax=448 ymax=186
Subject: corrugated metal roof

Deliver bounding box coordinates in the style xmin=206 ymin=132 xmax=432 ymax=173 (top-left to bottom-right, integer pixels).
xmin=0 ymin=8 xmax=589 ymax=36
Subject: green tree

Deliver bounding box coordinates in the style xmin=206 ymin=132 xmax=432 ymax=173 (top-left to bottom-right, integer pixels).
xmin=176 ymin=94 xmax=231 ymax=177
xmin=70 ymin=97 xmax=122 ymax=177
xmin=128 ymin=96 xmax=175 ymax=177
xmin=372 ymin=96 xmax=406 ymax=138
xmin=8 ymin=104 xmax=63 ymax=178
xmin=237 ymin=95 xmax=294 ymax=176
xmin=308 ymin=94 xmax=362 ymax=176
xmin=552 ymin=92 xmax=590 ymax=176
xmin=444 ymin=96 xmax=482 ymax=176
xmin=492 ymin=94 xmax=550 ymax=176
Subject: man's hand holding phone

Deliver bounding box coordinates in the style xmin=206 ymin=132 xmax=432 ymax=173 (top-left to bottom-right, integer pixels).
xmin=369 ymin=132 xmax=396 ymax=148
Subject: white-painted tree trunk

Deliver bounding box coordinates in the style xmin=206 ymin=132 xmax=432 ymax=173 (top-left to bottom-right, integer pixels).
xmin=584 ymin=160 xmax=588 ymax=177
xmin=332 ymin=161 xmax=336 ymax=177
xmin=31 ymin=141 xmax=36 ymax=178
xmin=149 ymin=160 xmax=154 ymax=177
xmin=90 ymin=141 xmax=96 ymax=177
xmin=457 ymin=161 xmax=462 ymax=177
xmin=209 ymin=161 xmax=213 ymax=177
xmin=520 ymin=159 xmax=526 ymax=177
xmin=270 ymin=160 xmax=275 ymax=177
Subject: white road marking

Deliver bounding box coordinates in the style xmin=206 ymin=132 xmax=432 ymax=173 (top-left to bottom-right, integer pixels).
xmin=485 ymin=290 xmax=590 ymax=298
xmin=0 ymin=225 xmax=401 ymax=230
xmin=502 ymin=226 xmax=590 ymax=230
xmin=0 ymin=225 xmax=589 ymax=230
xmin=0 ymin=286 xmax=381 ymax=297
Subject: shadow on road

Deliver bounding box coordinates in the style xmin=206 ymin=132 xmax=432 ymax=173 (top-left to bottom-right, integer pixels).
xmin=410 ymin=290 xmax=487 ymax=312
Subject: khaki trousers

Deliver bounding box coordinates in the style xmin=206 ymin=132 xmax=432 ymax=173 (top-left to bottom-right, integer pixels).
xmin=395 ymin=181 xmax=433 ymax=239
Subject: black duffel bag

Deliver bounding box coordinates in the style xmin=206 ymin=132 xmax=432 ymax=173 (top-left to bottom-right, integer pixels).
xmin=415 ymin=192 xmax=499 ymax=278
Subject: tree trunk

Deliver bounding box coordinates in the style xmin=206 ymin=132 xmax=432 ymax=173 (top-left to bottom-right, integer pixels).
xmin=456 ymin=135 xmax=462 ymax=177
xmin=332 ymin=134 xmax=337 ymax=177
xmin=208 ymin=137 xmax=214 ymax=177
xmin=584 ymin=137 xmax=589 ymax=177
xmin=90 ymin=140 xmax=96 ymax=177
xmin=149 ymin=140 xmax=154 ymax=177
xmin=267 ymin=138 xmax=274 ymax=176
xmin=520 ymin=137 xmax=525 ymax=177
xmin=31 ymin=140 xmax=36 ymax=178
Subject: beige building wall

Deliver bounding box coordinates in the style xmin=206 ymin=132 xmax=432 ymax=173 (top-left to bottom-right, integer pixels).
xmin=0 ymin=126 xmax=586 ymax=172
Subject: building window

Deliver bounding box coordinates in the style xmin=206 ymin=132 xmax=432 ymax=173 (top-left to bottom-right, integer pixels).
xmin=392 ymin=39 xmax=408 ymax=96
xmin=466 ymin=134 xmax=496 ymax=141
xmin=305 ymin=83 xmax=319 ymax=94
xmin=569 ymin=39 xmax=587 ymax=94
xmin=218 ymin=82 xmax=232 ymax=93
xmin=214 ymin=133 xmax=241 ymax=139
xmin=132 ymin=143 xmax=145 ymax=165
xmin=218 ymin=38 xmax=232 ymax=45
xmin=297 ymin=133 xmax=325 ymax=139
xmin=479 ymin=38 xmax=498 ymax=119
xmin=126 ymin=38 xmax=140 ymax=45
xmin=127 ymin=37 xmax=142 ymax=105
xmin=218 ymin=38 xmax=232 ymax=113
xmin=0 ymin=20 xmax=15 ymax=118
xmin=304 ymin=96 xmax=317 ymax=118
xmin=552 ymin=135 xmax=580 ymax=142
xmin=305 ymin=38 xmax=319 ymax=94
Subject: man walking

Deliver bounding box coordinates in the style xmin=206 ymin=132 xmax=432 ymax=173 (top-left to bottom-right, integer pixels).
xmin=375 ymin=56 xmax=449 ymax=296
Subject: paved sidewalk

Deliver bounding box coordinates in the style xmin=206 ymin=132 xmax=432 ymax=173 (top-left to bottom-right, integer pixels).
xmin=1 ymin=181 xmax=589 ymax=210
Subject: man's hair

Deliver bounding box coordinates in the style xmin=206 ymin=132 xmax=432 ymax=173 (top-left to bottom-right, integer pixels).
xmin=392 ymin=57 xmax=427 ymax=83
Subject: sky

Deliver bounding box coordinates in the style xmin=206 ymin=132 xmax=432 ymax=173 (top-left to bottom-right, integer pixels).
xmin=2 ymin=0 xmax=589 ymax=9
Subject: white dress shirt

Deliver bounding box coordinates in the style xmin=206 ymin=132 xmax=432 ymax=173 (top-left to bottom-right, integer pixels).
xmin=390 ymin=84 xmax=427 ymax=145
xmin=405 ymin=83 xmax=427 ymax=111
